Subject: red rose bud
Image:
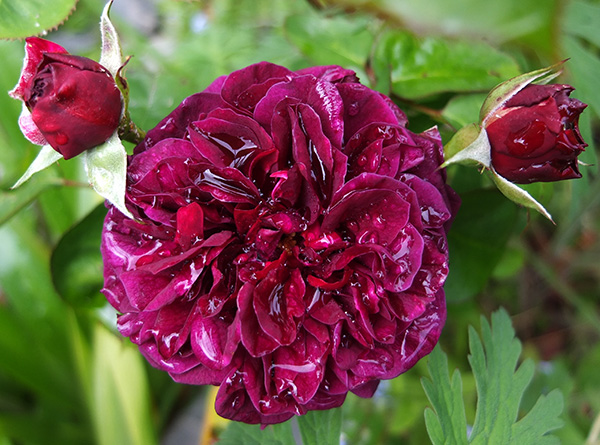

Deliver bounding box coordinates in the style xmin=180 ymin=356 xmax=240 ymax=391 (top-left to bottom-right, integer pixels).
xmin=11 ymin=37 xmax=122 ymax=160
xmin=487 ymin=84 xmax=587 ymax=183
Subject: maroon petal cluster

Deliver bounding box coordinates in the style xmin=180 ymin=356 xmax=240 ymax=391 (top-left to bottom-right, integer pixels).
xmin=487 ymin=84 xmax=587 ymax=183
xmin=101 ymin=62 xmax=458 ymax=424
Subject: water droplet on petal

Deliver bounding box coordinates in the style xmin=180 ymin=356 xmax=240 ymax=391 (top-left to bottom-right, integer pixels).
xmin=55 ymin=133 xmax=69 ymax=146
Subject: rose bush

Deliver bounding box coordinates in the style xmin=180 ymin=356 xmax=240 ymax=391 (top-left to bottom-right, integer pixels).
xmin=101 ymin=62 xmax=458 ymax=424
xmin=10 ymin=37 xmax=122 ymax=159
xmin=487 ymin=84 xmax=587 ymax=183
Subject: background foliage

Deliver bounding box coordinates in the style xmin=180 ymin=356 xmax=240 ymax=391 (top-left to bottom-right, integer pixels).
xmin=0 ymin=0 xmax=599 ymax=443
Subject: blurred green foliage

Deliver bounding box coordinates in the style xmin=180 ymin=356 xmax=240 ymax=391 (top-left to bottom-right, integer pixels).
xmin=1 ymin=0 xmax=599 ymax=444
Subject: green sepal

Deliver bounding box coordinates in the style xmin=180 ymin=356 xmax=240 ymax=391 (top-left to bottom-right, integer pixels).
xmin=489 ymin=168 xmax=553 ymax=222
xmin=441 ymin=124 xmax=490 ymax=169
xmin=11 ymin=144 xmax=63 ymax=189
xmin=99 ymin=0 xmax=124 ymax=78
xmin=480 ymin=61 xmax=565 ymax=125
xmin=84 ymin=132 xmax=133 ymax=220
xmin=99 ymin=0 xmax=145 ymax=145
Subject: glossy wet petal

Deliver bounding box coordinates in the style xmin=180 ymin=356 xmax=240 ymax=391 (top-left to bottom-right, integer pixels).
xmin=101 ymin=61 xmax=458 ymax=424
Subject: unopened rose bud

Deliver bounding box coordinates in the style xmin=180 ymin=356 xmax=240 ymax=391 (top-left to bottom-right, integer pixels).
xmin=10 ymin=37 xmax=122 ymax=159
xmin=486 ymin=84 xmax=587 ymax=183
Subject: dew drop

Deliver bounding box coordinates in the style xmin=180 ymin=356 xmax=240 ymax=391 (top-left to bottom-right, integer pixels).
xmin=348 ymin=101 xmax=360 ymax=116
xmin=505 ymin=119 xmax=547 ymax=155
xmin=54 ymin=133 xmax=68 ymax=146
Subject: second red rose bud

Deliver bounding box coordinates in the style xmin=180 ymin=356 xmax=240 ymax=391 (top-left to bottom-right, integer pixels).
xmin=486 ymin=84 xmax=587 ymax=184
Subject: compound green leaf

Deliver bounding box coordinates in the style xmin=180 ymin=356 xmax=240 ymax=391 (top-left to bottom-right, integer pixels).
xmin=469 ymin=310 xmax=563 ymax=444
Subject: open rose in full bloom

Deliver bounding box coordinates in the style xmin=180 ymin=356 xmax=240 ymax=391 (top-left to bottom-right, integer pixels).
xmin=10 ymin=37 xmax=122 ymax=159
xmin=487 ymin=84 xmax=587 ymax=183
xmin=101 ymin=62 xmax=459 ymax=424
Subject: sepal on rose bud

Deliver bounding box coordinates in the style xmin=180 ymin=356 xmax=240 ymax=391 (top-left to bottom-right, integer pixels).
xmin=84 ymin=132 xmax=133 ymax=220
xmin=100 ymin=0 xmax=145 ymax=146
xmin=441 ymin=61 xmax=583 ymax=221
xmin=10 ymin=1 xmax=138 ymax=220
xmin=489 ymin=169 xmax=553 ymax=222
xmin=442 ymin=124 xmax=553 ymax=221
xmin=479 ymin=61 xmax=565 ymax=125
xmin=441 ymin=123 xmax=490 ymax=169
xmin=11 ymin=144 xmax=63 ymax=190
xmin=100 ymin=0 xmax=124 ymax=77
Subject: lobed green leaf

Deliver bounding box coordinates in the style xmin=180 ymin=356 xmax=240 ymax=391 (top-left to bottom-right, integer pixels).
xmin=422 ymin=346 xmax=468 ymax=445
xmin=423 ymin=309 xmax=564 ymax=444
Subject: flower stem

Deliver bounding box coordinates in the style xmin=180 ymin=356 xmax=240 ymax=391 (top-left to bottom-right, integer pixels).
xmin=119 ymin=117 xmax=146 ymax=146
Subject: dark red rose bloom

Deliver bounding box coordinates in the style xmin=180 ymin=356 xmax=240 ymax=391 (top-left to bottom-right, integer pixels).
xmin=10 ymin=37 xmax=122 ymax=159
xmin=487 ymin=84 xmax=587 ymax=183
xmin=101 ymin=62 xmax=459 ymax=424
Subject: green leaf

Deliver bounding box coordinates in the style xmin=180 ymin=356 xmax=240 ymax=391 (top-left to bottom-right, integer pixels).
xmin=422 ymin=309 xmax=564 ymax=445
xmin=323 ymin=0 xmax=557 ymax=55
xmin=562 ymin=35 xmax=600 ymax=120
xmin=50 ymin=204 xmax=107 ymax=308
xmin=442 ymin=94 xmax=488 ymax=129
xmin=297 ymin=408 xmax=342 ymax=445
xmin=469 ymin=310 xmax=563 ymax=444
xmin=218 ymin=420 xmax=296 ymax=445
xmin=284 ymin=12 xmax=373 ymax=78
xmin=443 ymin=189 xmax=519 ymax=302
xmin=91 ymin=323 xmax=157 ymax=445
xmin=373 ymin=31 xmax=520 ymax=99
xmin=0 ymin=0 xmax=78 ymax=39
xmin=422 ymin=346 xmax=469 ymax=445
xmin=564 ymin=0 xmax=600 ymax=48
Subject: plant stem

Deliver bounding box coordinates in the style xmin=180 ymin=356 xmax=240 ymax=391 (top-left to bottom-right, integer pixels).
xmin=118 ymin=116 xmax=146 ymax=146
